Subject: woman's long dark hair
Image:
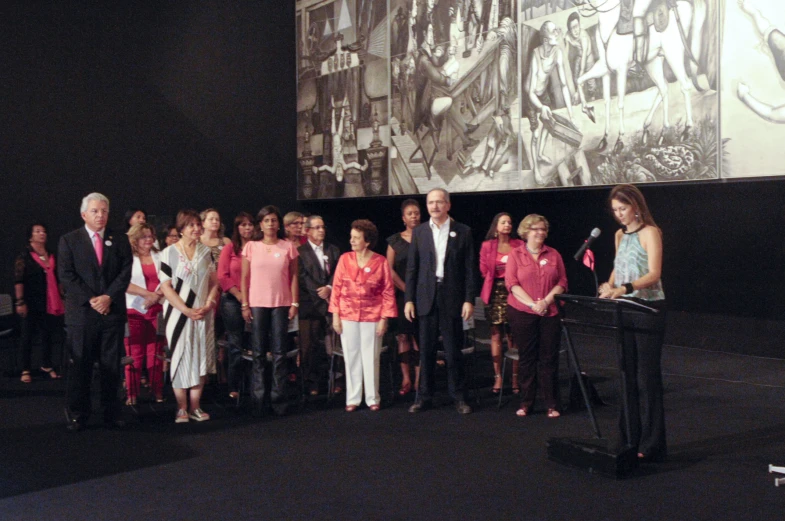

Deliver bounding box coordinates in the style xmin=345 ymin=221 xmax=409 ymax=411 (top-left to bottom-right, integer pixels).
xmin=231 ymin=212 xmax=255 ymax=254
xmin=484 ymin=212 xmax=516 ymax=241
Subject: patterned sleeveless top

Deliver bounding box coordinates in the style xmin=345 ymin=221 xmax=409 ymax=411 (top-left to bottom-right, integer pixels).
xmin=614 ymin=227 xmax=665 ymax=301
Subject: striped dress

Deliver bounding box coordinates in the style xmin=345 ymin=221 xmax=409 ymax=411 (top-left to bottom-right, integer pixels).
xmin=160 ymin=242 xmax=216 ymax=388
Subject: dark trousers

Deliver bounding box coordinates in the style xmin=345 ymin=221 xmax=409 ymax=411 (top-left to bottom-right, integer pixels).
xmin=19 ymin=310 xmax=63 ymax=371
xmin=299 ymin=315 xmax=327 ymax=392
xmin=507 ymin=307 xmax=561 ymax=410
xmin=620 ymin=304 xmax=667 ymax=459
xmin=221 ymin=293 xmax=247 ymax=394
xmin=417 ymin=284 xmax=465 ymax=402
xmin=66 ymin=316 xmax=124 ymax=423
xmin=250 ymin=306 xmax=289 ymax=413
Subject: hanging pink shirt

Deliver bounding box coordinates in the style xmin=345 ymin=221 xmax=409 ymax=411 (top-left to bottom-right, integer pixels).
xmin=504 ymin=244 xmax=567 ymax=317
xmin=31 ymin=253 xmax=64 ymax=316
xmin=242 ymin=239 xmax=299 ymax=308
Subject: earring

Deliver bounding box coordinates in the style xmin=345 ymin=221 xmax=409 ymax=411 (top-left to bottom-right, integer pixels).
xmin=494 ymin=232 xmax=498 ymax=238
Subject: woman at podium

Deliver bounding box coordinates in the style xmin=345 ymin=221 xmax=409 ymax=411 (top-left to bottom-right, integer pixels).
xmin=599 ymin=184 xmax=667 ymax=463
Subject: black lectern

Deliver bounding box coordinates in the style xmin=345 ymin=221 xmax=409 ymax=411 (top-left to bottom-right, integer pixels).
xmin=547 ymin=294 xmax=660 ymax=478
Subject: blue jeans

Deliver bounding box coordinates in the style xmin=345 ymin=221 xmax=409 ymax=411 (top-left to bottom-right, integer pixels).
xmin=220 ymin=293 xmax=247 ymax=394
xmin=250 ymin=306 xmax=289 ymax=414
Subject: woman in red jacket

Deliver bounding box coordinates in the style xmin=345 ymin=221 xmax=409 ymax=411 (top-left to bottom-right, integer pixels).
xmin=479 ymin=212 xmax=523 ymax=394
xmin=330 ymin=220 xmax=396 ymax=412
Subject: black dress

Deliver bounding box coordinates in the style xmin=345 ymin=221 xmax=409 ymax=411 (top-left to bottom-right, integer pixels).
xmin=386 ymin=232 xmax=417 ymax=336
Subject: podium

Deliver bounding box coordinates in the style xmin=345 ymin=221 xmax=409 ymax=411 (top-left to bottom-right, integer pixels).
xmin=547 ymin=294 xmax=660 ymax=478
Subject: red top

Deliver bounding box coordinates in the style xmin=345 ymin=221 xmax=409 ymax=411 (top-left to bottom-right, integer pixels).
xmin=504 ymin=244 xmax=567 ymax=316
xmin=328 ymin=252 xmax=397 ymax=322
xmin=129 ymin=262 xmax=163 ymax=319
xmin=479 ymin=238 xmax=524 ymax=304
xmin=218 ymin=244 xmax=242 ymax=293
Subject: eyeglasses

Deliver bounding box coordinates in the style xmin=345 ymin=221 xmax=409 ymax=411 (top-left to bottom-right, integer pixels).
xmin=529 ymin=227 xmax=548 ymax=232
xmin=167 ymin=234 xmax=179 ymax=238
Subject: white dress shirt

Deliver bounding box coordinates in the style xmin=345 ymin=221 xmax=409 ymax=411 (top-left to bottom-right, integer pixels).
xmin=429 ymin=217 xmax=450 ymax=280
xmin=308 ymin=240 xmax=326 ymax=272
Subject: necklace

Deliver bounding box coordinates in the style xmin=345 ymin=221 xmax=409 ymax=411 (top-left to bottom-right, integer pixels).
xmin=262 ymin=238 xmax=277 ymax=253
xmin=526 ymin=245 xmax=541 ymax=255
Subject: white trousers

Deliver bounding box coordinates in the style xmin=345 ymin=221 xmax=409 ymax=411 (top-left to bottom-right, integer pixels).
xmin=340 ymin=320 xmax=382 ymax=406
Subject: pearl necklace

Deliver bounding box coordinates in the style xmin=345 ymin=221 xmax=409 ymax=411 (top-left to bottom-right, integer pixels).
xmin=526 ymin=245 xmax=541 ymax=255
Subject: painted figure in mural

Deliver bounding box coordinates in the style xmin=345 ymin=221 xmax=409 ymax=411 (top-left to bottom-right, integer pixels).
xmin=574 ymin=0 xmax=706 ymax=152
xmin=737 ymin=0 xmax=785 ymax=123
xmin=564 ymin=12 xmax=597 ymax=123
xmin=492 ymin=17 xmax=517 ymax=110
xmin=526 ymin=21 xmax=574 ymax=185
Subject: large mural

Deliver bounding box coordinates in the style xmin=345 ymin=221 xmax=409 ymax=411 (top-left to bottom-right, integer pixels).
xmin=294 ymin=0 xmax=773 ymax=200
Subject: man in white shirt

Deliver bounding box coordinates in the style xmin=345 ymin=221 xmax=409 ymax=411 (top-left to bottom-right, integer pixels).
xmin=405 ymin=188 xmax=476 ymax=414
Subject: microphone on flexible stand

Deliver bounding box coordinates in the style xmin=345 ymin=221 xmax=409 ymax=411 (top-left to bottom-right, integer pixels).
xmin=573 ymin=228 xmax=601 ymax=261
xmin=573 ymin=228 xmax=601 ymax=295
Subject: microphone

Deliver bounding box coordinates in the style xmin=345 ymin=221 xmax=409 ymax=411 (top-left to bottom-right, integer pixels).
xmin=573 ymin=228 xmax=601 ymax=261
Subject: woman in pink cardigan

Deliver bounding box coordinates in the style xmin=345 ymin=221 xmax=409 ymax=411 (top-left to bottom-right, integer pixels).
xmin=479 ymin=212 xmax=523 ymax=394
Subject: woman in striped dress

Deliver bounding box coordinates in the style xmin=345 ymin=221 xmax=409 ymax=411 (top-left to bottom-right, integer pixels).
xmin=160 ymin=210 xmax=220 ymax=423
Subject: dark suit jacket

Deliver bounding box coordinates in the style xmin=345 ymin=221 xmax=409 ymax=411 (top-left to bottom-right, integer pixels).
xmin=405 ymin=218 xmax=476 ymax=317
xmin=58 ymin=227 xmax=132 ymax=326
xmin=298 ymin=241 xmax=341 ymax=319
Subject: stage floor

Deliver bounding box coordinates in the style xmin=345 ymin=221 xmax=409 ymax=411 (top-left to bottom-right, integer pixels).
xmin=2 ymin=330 xmax=785 ymax=520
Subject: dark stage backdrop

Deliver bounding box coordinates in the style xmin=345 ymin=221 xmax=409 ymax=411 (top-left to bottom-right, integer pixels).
xmin=1 ymin=2 xmax=784 ymax=355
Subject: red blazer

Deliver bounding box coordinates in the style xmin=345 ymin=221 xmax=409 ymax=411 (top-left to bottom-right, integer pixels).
xmin=479 ymin=238 xmax=524 ymax=304
xmin=328 ymin=251 xmax=397 ymax=322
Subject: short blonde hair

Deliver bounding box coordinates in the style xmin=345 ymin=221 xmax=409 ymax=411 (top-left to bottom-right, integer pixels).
xmin=518 ymin=214 xmax=549 ymax=241
xmin=128 ymin=223 xmax=159 ymax=256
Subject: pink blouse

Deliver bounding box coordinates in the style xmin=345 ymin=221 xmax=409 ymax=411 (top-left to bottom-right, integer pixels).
xmin=504 ymin=244 xmax=567 ymax=317
xmin=328 ymin=252 xmax=397 ymax=323
xmin=218 ymin=244 xmax=242 ymax=293
xmin=242 ymin=240 xmax=299 ymax=308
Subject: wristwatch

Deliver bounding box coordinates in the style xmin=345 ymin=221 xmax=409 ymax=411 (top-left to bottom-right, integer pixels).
xmin=291 ymin=302 xmax=300 ymax=308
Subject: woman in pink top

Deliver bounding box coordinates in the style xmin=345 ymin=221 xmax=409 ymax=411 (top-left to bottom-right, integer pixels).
xmin=330 ymin=220 xmax=396 ymax=412
xmin=505 ymin=214 xmax=567 ymax=418
xmin=241 ymin=205 xmax=299 ymax=417
xmin=218 ymin=212 xmax=255 ymax=400
xmin=479 ymin=212 xmax=524 ymax=395
xmin=124 ymin=223 xmax=165 ymax=405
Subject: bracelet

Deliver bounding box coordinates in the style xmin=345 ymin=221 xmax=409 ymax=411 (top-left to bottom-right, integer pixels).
xmin=241 ymin=303 xmax=249 ymax=309
xmin=16 ymin=299 xmax=25 ymax=306
xmin=207 ymin=299 xmax=216 ymax=305
xmin=528 ymin=302 xmax=535 ymax=310
xmin=623 ymin=283 xmax=634 ymax=294
xmin=291 ymin=302 xmax=299 ymax=308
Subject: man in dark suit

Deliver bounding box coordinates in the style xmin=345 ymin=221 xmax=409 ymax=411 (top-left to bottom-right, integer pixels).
xmin=58 ymin=192 xmax=132 ymax=431
xmin=405 ymin=188 xmax=476 ymax=414
xmin=297 ymin=215 xmax=341 ymax=396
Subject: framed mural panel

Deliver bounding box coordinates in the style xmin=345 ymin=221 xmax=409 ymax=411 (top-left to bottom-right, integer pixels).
xmin=297 ymin=0 xmax=391 ymax=199
xmin=721 ymin=0 xmax=785 ymax=178
xmin=520 ymin=0 xmax=719 ymax=188
xmin=387 ymin=0 xmax=522 ymax=195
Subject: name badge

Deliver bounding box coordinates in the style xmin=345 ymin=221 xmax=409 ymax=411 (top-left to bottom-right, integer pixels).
xmin=364 ymin=267 xmax=371 ymax=273
xmin=500 ymin=255 xmax=508 ymax=263
xmin=539 ymin=259 xmax=547 ymax=266
xmin=105 ymin=240 xmax=112 ymax=247
xmin=274 ymin=253 xmax=281 ymax=258
xmin=449 ymin=231 xmax=456 ymax=237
